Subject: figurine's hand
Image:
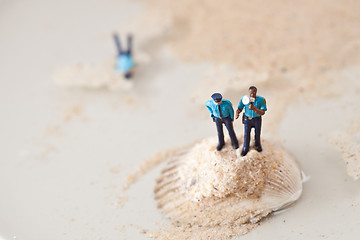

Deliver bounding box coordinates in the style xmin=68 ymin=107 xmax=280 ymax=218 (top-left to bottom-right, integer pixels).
xmin=249 ymin=104 xmax=256 ymax=110
xmin=235 ymin=109 xmax=241 ymax=119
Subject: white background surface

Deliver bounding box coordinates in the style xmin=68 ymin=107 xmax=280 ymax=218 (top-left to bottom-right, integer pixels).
xmin=1 ymin=0 xmax=360 ymax=239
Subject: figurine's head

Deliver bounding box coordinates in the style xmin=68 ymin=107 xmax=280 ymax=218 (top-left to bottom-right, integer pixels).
xmin=211 ymin=93 xmax=223 ymax=105
xmin=249 ymin=86 xmax=257 ymax=98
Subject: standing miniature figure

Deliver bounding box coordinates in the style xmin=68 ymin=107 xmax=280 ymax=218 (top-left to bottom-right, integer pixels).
xmin=235 ymin=86 xmax=267 ymax=156
xmin=113 ymin=33 xmax=135 ymax=79
xmin=205 ymin=93 xmax=239 ymax=151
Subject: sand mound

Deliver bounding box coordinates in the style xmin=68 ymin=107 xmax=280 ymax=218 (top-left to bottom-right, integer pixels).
xmin=153 ymin=137 xmax=303 ymax=239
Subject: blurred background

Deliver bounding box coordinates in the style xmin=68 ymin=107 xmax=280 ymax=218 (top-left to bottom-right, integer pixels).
xmin=0 ymin=0 xmax=359 ymax=239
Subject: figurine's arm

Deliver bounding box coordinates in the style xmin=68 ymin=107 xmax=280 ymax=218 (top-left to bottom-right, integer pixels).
xmin=205 ymin=101 xmax=214 ymax=118
xmin=249 ymin=104 xmax=265 ymax=115
xmin=229 ymin=104 xmax=234 ymax=120
xmin=249 ymin=97 xmax=267 ymax=115
xmin=235 ymin=98 xmax=244 ymax=119
xmin=235 ymin=108 xmax=242 ymax=119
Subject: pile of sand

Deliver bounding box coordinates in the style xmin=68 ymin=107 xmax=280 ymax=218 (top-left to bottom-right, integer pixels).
xmin=154 ymin=137 xmax=303 ymax=239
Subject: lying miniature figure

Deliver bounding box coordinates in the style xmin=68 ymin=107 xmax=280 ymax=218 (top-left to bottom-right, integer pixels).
xmin=113 ymin=33 xmax=135 ymax=79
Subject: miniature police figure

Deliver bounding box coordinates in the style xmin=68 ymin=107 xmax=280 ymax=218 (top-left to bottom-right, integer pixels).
xmin=235 ymin=86 xmax=267 ymax=156
xmin=113 ymin=33 xmax=135 ymax=79
xmin=206 ymin=93 xmax=239 ymax=151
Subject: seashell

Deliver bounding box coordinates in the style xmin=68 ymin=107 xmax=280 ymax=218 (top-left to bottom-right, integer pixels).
xmin=154 ymin=136 xmax=303 ymax=230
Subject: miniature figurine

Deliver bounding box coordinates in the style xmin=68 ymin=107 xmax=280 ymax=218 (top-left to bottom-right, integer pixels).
xmin=205 ymin=93 xmax=239 ymax=151
xmin=235 ymin=86 xmax=267 ymax=156
xmin=113 ymin=33 xmax=135 ymax=79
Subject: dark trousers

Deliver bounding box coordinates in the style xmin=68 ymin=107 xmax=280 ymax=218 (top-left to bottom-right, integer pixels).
xmin=243 ymin=116 xmax=262 ymax=152
xmin=215 ymin=117 xmax=239 ymax=148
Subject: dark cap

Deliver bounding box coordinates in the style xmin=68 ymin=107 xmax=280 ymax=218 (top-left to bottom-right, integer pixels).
xmin=211 ymin=93 xmax=222 ymax=102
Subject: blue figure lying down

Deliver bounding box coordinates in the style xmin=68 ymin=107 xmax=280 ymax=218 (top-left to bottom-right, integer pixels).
xmin=113 ymin=33 xmax=135 ymax=79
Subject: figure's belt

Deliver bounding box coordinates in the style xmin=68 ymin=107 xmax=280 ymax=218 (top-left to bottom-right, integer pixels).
xmin=215 ymin=115 xmax=231 ymax=119
xmin=245 ymin=115 xmax=261 ymax=120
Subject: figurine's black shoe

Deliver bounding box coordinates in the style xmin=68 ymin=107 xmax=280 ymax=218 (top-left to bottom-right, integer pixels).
xmin=232 ymin=144 xmax=239 ymax=150
xmin=255 ymin=145 xmax=263 ymax=152
xmin=241 ymin=148 xmax=248 ymax=156
xmin=216 ymin=144 xmax=224 ymax=151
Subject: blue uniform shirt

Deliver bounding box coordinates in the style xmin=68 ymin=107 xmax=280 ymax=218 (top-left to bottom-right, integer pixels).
xmin=205 ymin=99 xmax=234 ymax=120
xmin=238 ymin=95 xmax=267 ymax=118
xmin=116 ymin=54 xmax=135 ymax=72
